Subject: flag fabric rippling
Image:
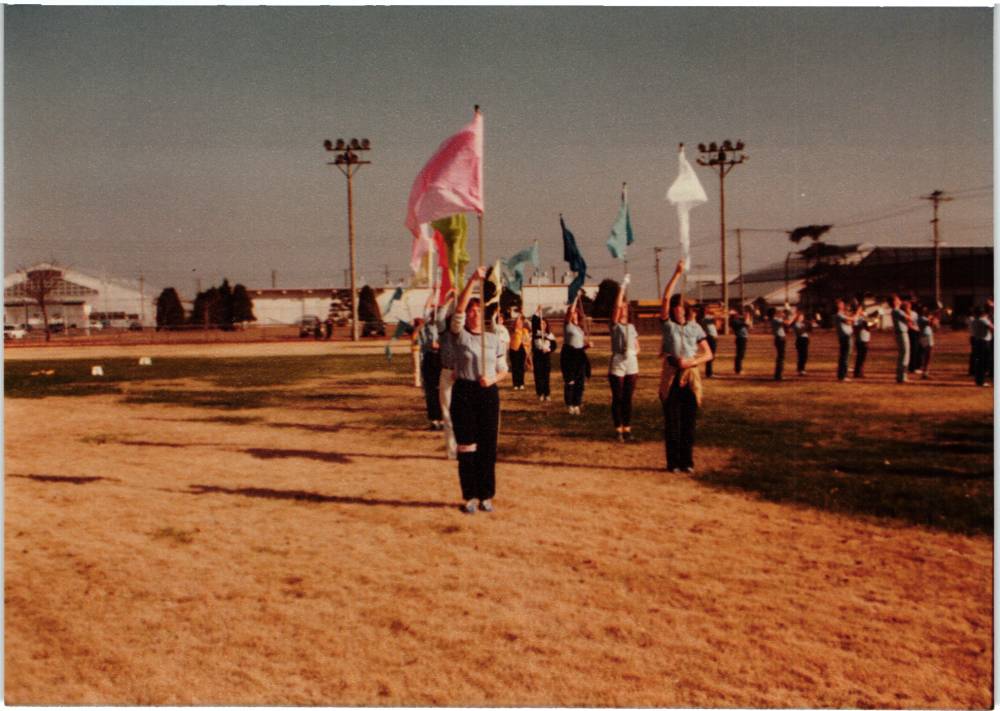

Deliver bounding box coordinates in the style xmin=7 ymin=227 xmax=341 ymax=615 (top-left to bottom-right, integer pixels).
xmin=561 ymin=216 xmax=588 ymax=305
xmin=666 ymin=146 xmax=708 ymax=270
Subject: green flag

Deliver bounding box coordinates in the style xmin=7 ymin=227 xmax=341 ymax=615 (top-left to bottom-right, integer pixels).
xmin=431 ymin=214 xmax=470 ymax=291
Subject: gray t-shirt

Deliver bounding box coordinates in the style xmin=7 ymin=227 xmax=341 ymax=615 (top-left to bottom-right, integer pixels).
xmin=661 ymin=319 xmax=707 ymax=360
xmin=610 ymin=323 xmax=639 ymax=377
xmin=891 ymin=308 xmax=909 ymax=334
xmin=792 ymin=320 xmax=810 ymax=338
xmin=564 ymin=322 xmax=586 ymax=349
xmin=771 ymin=318 xmax=786 ymax=339
xmin=972 ymin=316 xmax=993 ymax=342
xmin=836 ymin=312 xmax=853 ymax=338
xmin=451 ymin=313 xmax=509 ymax=381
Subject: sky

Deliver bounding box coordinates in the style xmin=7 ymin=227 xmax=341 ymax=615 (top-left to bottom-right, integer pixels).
xmin=4 ymin=6 xmax=994 ymax=300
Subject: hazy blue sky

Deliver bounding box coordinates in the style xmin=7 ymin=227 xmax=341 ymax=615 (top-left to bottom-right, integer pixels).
xmin=5 ymin=6 xmax=993 ymax=298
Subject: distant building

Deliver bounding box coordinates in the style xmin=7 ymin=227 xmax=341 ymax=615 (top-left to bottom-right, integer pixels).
xmin=697 ymin=243 xmax=992 ymax=315
xmin=4 ymin=263 xmax=158 ymax=329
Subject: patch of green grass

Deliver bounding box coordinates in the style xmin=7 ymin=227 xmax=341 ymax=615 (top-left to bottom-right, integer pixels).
xmin=122 ymin=389 xmax=273 ymax=410
xmin=4 ymin=354 xmax=409 ymax=399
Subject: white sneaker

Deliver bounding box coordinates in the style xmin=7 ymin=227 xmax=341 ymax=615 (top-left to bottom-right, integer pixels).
xmin=461 ymin=500 xmax=477 ymax=514
xmin=479 ymin=499 xmax=494 ymax=513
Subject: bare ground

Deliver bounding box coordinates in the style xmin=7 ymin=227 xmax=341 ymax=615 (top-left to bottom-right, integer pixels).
xmin=4 ymin=336 xmax=993 ymax=706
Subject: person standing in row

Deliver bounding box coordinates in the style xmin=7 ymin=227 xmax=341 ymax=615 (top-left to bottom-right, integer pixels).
xmin=729 ymin=308 xmax=750 ymax=375
xmin=660 ymin=259 xmax=713 ymax=473
xmin=494 ymin=310 xmax=510 ymax=373
xmin=905 ymin=300 xmax=922 ymax=375
xmin=890 ymin=294 xmax=913 ymax=384
xmin=970 ymin=305 xmax=993 ymax=387
xmin=769 ymin=307 xmax=792 ymax=381
xmin=418 ymin=311 xmax=444 ymax=431
xmin=410 ymin=317 xmax=423 ymax=388
xmin=917 ymin=306 xmax=937 ymax=379
xmin=450 ymin=267 xmax=508 ymax=514
xmin=608 ymin=275 xmax=639 ymax=442
xmin=532 ymin=316 xmax=556 ymax=401
xmin=698 ymin=306 xmax=718 ymax=379
xmin=853 ymin=308 xmax=871 ymax=379
xmin=561 ymin=297 xmax=590 ymax=415
xmin=792 ymin=310 xmax=812 ymax=376
xmin=435 ymin=291 xmax=458 ymax=459
xmin=508 ymin=313 xmax=531 ymax=391
xmin=834 ymin=298 xmax=854 ymax=382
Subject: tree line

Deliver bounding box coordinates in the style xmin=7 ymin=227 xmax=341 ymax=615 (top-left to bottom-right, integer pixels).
xmin=155 ymin=279 xmax=256 ymax=331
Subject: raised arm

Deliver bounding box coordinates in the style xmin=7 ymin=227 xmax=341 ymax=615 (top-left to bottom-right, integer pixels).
xmin=614 ymin=273 xmax=630 ymax=324
xmin=452 ymin=267 xmax=486 ymax=333
xmin=660 ymin=259 xmax=684 ymax=320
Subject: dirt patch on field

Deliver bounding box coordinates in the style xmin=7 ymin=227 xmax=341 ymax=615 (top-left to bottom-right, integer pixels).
xmin=4 ymin=335 xmax=993 ymax=706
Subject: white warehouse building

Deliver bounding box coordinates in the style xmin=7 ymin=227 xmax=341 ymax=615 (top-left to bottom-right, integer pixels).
xmin=4 ymin=263 xmax=158 ymax=329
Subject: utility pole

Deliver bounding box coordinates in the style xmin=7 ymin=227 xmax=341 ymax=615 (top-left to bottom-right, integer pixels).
xmin=324 ymin=137 xmax=372 ymax=341
xmin=271 ymin=270 xmax=277 ymax=288
xmin=697 ymin=140 xmax=747 ymax=333
xmin=139 ymin=272 xmax=145 ymax=324
xmin=384 ymin=264 xmax=391 ymax=286
xmin=654 ymin=247 xmax=664 ymax=297
xmin=922 ymin=189 xmax=952 ymax=308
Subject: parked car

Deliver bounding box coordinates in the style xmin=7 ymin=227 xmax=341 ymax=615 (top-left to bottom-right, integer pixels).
xmin=298 ymin=315 xmax=322 ymax=338
xmin=47 ymin=322 xmax=65 ymax=334
xmin=362 ymin=320 xmax=386 ymax=337
xmin=4 ymin=324 xmax=26 ymax=340
xmin=128 ymin=321 xmax=143 ymax=332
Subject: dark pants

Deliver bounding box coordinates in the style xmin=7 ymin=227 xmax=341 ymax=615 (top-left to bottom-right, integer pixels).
xmin=795 ymin=336 xmax=809 ymax=374
xmin=561 ymin=345 xmax=586 ymax=406
xmin=837 ymin=335 xmax=851 ymax=380
xmin=421 ymin=350 xmax=442 ymax=421
xmin=773 ymin=337 xmax=786 ymax=380
xmin=921 ymin=344 xmax=933 ymax=374
xmin=973 ymin=340 xmax=990 ymax=386
xmin=608 ymin=373 xmax=638 ymax=428
xmin=662 ymin=378 xmax=697 ymax=470
xmin=510 ymin=348 xmax=526 ymax=388
xmin=532 ymin=349 xmax=551 ymax=396
xmin=704 ymin=336 xmax=717 ymax=378
xmin=734 ymin=337 xmax=747 ymax=374
xmin=450 ymin=380 xmax=500 ymax=501
xmin=908 ymin=331 xmax=922 ymax=372
xmin=969 ymin=337 xmax=976 ymax=375
xmin=854 ymin=341 xmax=868 ymax=377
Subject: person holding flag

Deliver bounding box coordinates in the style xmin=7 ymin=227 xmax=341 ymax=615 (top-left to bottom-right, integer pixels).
xmin=660 ymin=259 xmax=713 ymax=473
xmin=532 ymin=311 xmax=557 ymax=402
xmin=608 ymin=275 xmax=639 ymax=442
xmin=418 ymin=290 xmax=444 ymax=430
xmin=561 ymin=297 xmax=591 ymax=415
xmin=559 ymin=214 xmax=591 ymax=414
xmin=450 ymin=267 xmax=507 ymax=514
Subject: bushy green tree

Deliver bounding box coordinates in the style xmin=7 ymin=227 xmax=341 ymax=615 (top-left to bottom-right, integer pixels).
xmin=231 ymin=284 xmax=256 ymax=324
xmin=155 ymin=287 xmax=185 ymax=330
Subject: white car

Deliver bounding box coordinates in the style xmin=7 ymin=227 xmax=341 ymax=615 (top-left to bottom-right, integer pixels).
xmin=4 ymin=324 xmax=27 ymax=340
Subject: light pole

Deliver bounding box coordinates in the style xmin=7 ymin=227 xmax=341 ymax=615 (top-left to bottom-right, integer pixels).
xmin=697 ymin=140 xmax=747 ymax=333
xmin=324 ymin=137 xmax=372 ymax=341
xmin=922 ymin=189 xmax=952 ymax=308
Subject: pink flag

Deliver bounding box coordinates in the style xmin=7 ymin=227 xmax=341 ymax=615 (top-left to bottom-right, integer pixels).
xmin=409 ymin=223 xmax=434 ymax=273
xmin=404 ymin=111 xmax=484 ymax=240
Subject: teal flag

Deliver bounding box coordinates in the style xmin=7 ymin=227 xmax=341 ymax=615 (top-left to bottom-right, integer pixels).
xmin=504 ymin=241 xmax=540 ymax=295
xmin=606 ymin=189 xmax=635 ymax=260
xmin=385 ymin=319 xmax=412 ymax=362
xmin=561 ymin=216 xmax=588 ymax=305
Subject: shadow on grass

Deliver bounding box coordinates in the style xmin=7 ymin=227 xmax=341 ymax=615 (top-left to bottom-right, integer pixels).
xmin=122 ymin=389 xmax=272 ymax=410
xmin=10 ymin=474 xmax=118 ymax=485
xmin=697 ymin=409 xmax=993 ymax=536
xmin=182 ymin=484 xmax=452 ymax=509
xmin=243 ymin=448 xmax=352 ymax=464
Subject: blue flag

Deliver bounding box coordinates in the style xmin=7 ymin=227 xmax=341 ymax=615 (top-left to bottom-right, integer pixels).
xmin=504 ymin=241 xmax=540 ymax=295
xmin=561 ymin=216 xmax=588 ymax=305
xmin=606 ymin=189 xmax=635 ymax=260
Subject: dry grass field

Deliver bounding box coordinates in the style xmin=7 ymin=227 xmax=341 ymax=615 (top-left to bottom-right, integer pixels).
xmin=4 ymin=330 xmax=993 ymax=706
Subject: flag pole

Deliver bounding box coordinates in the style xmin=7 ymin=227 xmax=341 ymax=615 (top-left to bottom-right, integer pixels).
xmin=677 ymin=143 xmax=686 ymax=300
xmin=478 ymin=210 xmax=486 ymax=369
xmin=622 ymin=182 xmax=629 ymax=279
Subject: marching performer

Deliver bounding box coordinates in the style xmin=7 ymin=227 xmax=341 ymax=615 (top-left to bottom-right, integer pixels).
xmin=660 ymin=259 xmax=713 ymax=473
xmin=532 ymin=312 xmax=557 ymax=401
xmin=608 ymin=275 xmax=639 ymax=441
xmin=561 ymin=297 xmax=590 ymax=415
xmin=450 ymin=267 xmax=508 ymax=513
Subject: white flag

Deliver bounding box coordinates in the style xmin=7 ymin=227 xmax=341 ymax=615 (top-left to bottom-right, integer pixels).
xmin=666 ymin=147 xmax=708 ymax=271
